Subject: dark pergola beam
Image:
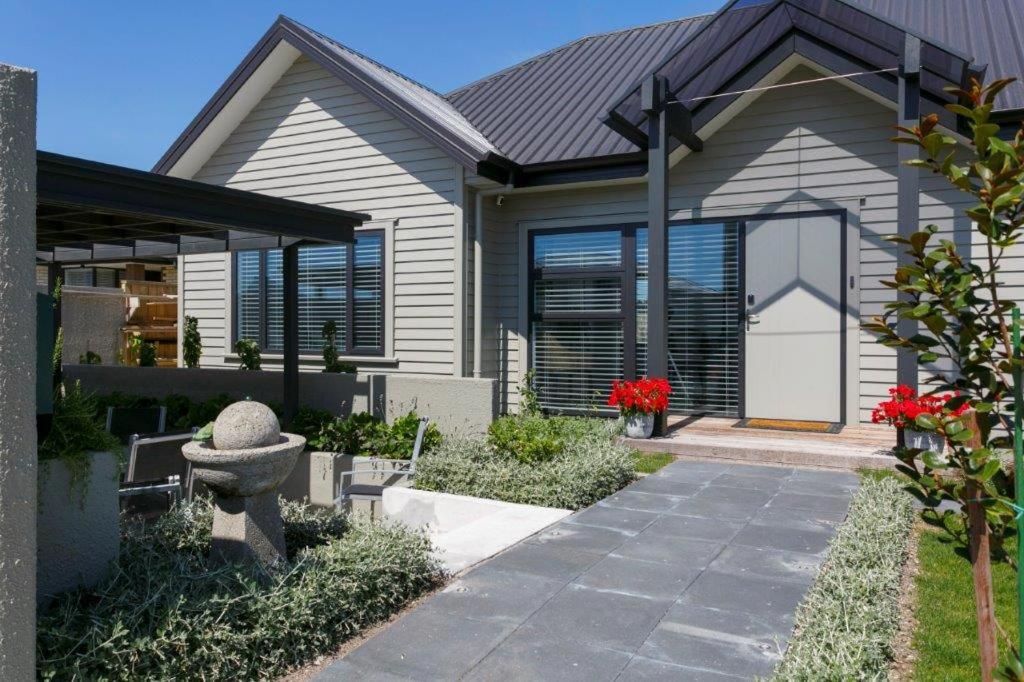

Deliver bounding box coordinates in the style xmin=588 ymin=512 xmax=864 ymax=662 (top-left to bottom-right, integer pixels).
xmin=664 ymin=101 xmax=703 ymax=153
xmin=896 ymin=34 xmax=921 ymax=395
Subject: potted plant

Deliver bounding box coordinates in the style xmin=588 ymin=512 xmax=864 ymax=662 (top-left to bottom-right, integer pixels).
xmin=607 ymin=378 xmax=671 ymax=439
xmin=870 ymin=385 xmax=967 ymax=453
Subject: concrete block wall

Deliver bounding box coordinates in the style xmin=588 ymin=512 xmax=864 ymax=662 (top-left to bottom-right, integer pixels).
xmin=63 ymin=365 xmax=499 ymax=435
xmin=61 ymin=288 xmax=124 ymax=366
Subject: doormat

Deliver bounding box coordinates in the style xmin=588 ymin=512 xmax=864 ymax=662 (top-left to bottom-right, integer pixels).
xmin=734 ymin=418 xmax=843 ymax=434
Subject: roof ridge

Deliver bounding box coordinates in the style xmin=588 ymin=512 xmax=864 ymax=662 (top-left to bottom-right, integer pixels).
xmin=446 ymin=12 xmax=713 ymax=100
xmin=282 ymin=15 xmax=450 ymax=100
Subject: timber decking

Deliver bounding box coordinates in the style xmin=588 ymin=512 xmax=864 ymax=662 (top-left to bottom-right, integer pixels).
xmin=623 ymin=417 xmax=896 ymax=470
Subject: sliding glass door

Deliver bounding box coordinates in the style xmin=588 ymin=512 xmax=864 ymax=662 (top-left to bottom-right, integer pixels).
xmin=530 ymin=222 xmax=741 ymax=416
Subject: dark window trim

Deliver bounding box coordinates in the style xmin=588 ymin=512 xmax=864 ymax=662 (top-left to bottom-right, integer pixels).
xmin=232 ymin=229 xmax=386 ymax=358
xmin=526 ymin=208 xmax=847 ymax=421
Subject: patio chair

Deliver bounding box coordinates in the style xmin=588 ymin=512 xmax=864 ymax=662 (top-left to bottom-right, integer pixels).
xmin=118 ymin=429 xmax=197 ymax=517
xmin=106 ymin=405 xmax=167 ymax=445
xmin=334 ymin=417 xmax=430 ymax=506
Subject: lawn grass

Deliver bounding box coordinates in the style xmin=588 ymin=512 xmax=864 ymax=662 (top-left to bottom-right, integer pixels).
xmin=631 ymin=451 xmax=674 ymax=474
xmin=913 ymin=528 xmax=1019 ymax=681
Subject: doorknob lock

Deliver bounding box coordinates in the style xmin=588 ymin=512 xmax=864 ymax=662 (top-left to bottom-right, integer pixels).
xmin=745 ymin=312 xmax=760 ymax=330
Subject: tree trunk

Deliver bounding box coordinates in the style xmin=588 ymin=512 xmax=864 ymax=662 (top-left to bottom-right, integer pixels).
xmin=965 ymin=410 xmax=999 ymax=681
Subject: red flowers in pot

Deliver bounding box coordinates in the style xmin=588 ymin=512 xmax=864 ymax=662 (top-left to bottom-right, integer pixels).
xmin=607 ymin=378 xmax=671 ymax=416
xmin=870 ymin=385 xmax=968 ymax=430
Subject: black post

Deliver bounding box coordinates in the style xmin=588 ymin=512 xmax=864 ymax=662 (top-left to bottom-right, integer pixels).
xmin=282 ymin=243 xmax=299 ymax=426
xmin=643 ymin=75 xmax=670 ymax=434
xmin=896 ymin=34 xmax=921 ymax=395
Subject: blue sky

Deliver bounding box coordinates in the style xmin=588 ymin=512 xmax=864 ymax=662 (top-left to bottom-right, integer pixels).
xmin=0 ymin=1 xmax=720 ymax=170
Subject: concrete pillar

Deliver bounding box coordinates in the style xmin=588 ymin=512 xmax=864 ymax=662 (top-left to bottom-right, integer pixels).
xmin=0 ymin=61 xmax=38 ymax=680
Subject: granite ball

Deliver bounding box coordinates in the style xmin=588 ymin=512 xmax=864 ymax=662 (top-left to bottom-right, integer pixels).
xmin=212 ymin=401 xmax=281 ymax=450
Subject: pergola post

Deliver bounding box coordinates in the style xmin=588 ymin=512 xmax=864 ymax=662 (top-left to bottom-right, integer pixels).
xmin=0 ymin=62 xmax=38 ymax=680
xmin=282 ymin=243 xmax=299 ymax=426
xmin=643 ymin=75 xmax=670 ymax=435
xmin=896 ymin=34 xmax=922 ymax=395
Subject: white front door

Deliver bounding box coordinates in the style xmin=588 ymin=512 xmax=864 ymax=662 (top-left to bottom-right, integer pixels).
xmin=743 ymin=213 xmax=843 ymax=422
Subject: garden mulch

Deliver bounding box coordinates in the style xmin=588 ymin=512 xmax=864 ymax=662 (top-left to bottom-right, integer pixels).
xmin=314 ymin=459 xmax=857 ymax=681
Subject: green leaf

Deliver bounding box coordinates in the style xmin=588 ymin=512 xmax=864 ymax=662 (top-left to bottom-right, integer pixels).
xmin=922 ymin=449 xmax=949 ymax=469
xmin=915 ymin=413 xmax=938 ymax=430
xmin=976 ymin=459 xmax=1002 ymax=481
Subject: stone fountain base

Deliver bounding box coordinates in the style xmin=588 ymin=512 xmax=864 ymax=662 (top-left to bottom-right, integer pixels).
xmin=211 ymin=492 xmax=289 ymax=566
xmin=183 ymin=423 xmax=305 ymax=568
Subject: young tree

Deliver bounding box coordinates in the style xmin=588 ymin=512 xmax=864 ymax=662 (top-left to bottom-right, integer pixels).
xmin=865 ymin=77 xmax=1023 ymax=679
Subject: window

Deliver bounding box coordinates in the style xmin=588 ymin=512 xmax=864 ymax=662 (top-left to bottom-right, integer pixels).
xmin=529 ymin=229 xmax=628 ymax=412
xmin=529 ymin=222 xmax=740 ymax=416
xmin=234 ymin=232 xmax=384 ymax=355
xmin=62 ymin=266 xmax=120 ymax=288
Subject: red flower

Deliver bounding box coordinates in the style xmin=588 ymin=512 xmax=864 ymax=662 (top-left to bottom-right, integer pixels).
xmin=871 ymin=386 xmax=970 ymax=431
xmin=608 ymin=377 xmax=672 ymax=416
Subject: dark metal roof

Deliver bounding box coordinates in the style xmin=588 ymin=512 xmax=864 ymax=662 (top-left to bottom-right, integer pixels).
xmin=447 ymin=0 xmax=1024 ymax=167
xmin=38 ymin=151 xmax=368 ymax=263
xmin=154 ymin=16 xmax=514 ymax=182
xmin=447 ymin=17 xmax=709 ymax=166
xmin=156 ymin=1 xmax=1024 ymax=176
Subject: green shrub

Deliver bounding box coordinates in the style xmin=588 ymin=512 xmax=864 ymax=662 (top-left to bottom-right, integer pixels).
xmin=415 ymin=433 xmax=635 ymax=510
xmin=773 ymin=476 xmax=914 ymax=680
xmin=183 ymin=315 xmax=202 ymax=368
xmin=37 ymin=498 xmax=442 ymax=680
xmin=78 ymin=350 xmax=102 ymax=365
xmin=487 ymin=415 xmax=620 ymax=464
xmin=234 ymin=339 xmax=262 ymax=370
xmin=312 ymin=411 xmax=442 ymax=459
xmin=40 ymin=383 xmax=121 ymax=498
xmin=290 ymin=405 xmax=336 ymax=444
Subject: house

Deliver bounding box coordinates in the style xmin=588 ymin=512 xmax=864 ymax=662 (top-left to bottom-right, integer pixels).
xmin=156 ymin=0 xmax=1024 ymax=425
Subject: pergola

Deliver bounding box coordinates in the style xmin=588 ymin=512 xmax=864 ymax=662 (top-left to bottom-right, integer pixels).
xmin=34 ymin=151 xmax=370 ymax=422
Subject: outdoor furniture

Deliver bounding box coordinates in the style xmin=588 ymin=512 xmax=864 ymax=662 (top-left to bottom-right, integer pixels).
xmin=334 ymin=417 xmax=430 ymax=506
xmin=118 ymin=429 xmax=197 ymax=516
xmin=106 ymin=405 xmax=166 ymax=444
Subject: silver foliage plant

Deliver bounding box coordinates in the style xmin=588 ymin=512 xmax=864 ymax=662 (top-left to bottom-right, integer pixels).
xmin=773 ymin=477 xmax=914 ymax=681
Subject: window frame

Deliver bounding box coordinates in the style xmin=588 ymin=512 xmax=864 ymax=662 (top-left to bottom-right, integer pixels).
xmin=231 ymin=229 xmax=386 ymax=358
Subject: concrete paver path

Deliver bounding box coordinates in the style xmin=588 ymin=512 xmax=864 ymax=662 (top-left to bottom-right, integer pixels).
xmin=317 ymin=459 xmax=857 ymax=681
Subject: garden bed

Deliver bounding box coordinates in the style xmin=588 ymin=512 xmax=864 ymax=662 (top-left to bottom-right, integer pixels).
xmin=413 ymin=415 xmax=636 ymax=510
xmin=774 ymin=475 xmax=914 ymax=680
xmin=37 ymin=499 xmax=443 ymax=680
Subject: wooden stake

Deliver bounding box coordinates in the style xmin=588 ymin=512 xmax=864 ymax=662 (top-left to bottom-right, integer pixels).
xmin=965 ymin=409 xmax=999 ymax=681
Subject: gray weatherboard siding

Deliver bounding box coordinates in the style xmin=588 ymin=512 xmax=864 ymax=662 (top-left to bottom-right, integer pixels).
xmin=177 ymin=53 xmax=1018 ymax=422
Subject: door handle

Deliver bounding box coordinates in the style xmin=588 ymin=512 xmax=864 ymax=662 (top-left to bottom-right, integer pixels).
xmin=745 ymin=312 xmax=760 ymax=330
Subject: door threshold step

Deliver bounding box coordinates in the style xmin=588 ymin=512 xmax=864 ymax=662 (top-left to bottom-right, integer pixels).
xmin=620 ymin=434 xmax=896 ymax=471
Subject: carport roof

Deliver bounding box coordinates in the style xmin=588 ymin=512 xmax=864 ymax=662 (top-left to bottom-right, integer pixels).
xmin=36 ymin=151 xmax=369 ymax=264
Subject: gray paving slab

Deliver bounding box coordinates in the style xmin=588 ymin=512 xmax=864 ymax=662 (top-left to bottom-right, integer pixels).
xmin=575 ymin=554 xmax=703 ymax=600
xmin=527 ymin=522 xmax=633 ymax=554
xmin=321 ymin=461 xmax=856 ymax=682
xmin=618 ymin=656 xmax=745 ymax=680
xmin=465 ymin=623 xmax=632 ymax=681
xmin=340 ymin=606 xmax=517 ymax=680
xmin=522 ymin=583 xmax=674 ymax=653
xmin=731 ymin=521 xmax=836 ymax=555
xmin=599 ymin=489 xmax=690 ymax=513
xmin=429 ymin=565 xmax=565 ymax=624
xmin=565 ymin=503 xmax=661 ymax=533
xmin=707 ymin=545 xmax=823 ymax=585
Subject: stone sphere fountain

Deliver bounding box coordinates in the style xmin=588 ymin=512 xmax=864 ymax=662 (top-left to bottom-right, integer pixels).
xmin=182 ymin=401 xmax=305 ymax=566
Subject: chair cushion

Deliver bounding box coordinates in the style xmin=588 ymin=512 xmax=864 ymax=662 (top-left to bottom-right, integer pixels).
xmin=342 ymin=483 xmax=385 ymax=498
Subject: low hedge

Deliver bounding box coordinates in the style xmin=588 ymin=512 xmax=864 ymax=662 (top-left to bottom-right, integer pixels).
xmin=37 ymin=499 xmax=442 ymax=680
xmin=773 ymin=475 xmax=914 ymax=680
xmin=415 ymin=419 xmax=635 ymax=510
